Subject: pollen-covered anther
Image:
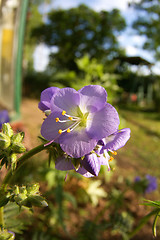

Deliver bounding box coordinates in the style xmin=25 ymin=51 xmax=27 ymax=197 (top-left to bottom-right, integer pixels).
xmin=67 ymin=128 xmax=71 ymax=133
xmin=112 ymin=151 xmax=117 ymax=155
xmin=109 ymin=156 xmax=114 ymax=162
xmin=68 ymin=116 xmax=73 ymax=121
xmin=55 ymin=118 xmax=59 ymax=122
xmin=62 ymin=110 xmax=66 ymax=115
xmin=58 ymin=129 xmax=63 ymax=134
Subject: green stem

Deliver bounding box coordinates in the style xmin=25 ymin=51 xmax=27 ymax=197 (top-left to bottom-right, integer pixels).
xmin=2 ymin=143 xmax=50 ymax=186
xmin=0 ymin=207 xmax=4 ymax=230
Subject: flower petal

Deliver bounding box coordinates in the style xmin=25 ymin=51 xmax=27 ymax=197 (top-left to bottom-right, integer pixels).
xmin=79 ymin=85 xmax=107 ymax=113
xmin=41 ymin=112 xmax=71 ymax=142
xmin=99 ymin=152 xmax=110 ymax=165
xmin=50 ymin=88 xmax=80 ymax=115
xmin=102 ymin=128 xmax=131 ymax=151
xmin=55 ymin=157 xmax=74 ymax=170
xmin=59 ymin=129 xmax=97 ymax=158
xmin=76 ymin=166 xmax=95 ymax=178
xmin=86 ymin=103 xmax=120 ymax=140
xmin=81 ymin=153 xmax=101 ymax=176
xmin=38 ymin=87 xmax=59 ymax=111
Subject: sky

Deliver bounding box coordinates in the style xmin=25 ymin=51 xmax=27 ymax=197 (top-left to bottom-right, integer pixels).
xmin=35 ymin=0 xmax=160 ymax=74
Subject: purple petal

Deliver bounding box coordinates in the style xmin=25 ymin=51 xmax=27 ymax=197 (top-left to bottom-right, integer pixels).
xmin=81 ymin=153 xmax=101 ymax=176
xmin=86 ymin=103 xmax=120 ymax=140
xmin=38 ymin=87 xmax=59 ymax=111
xmin=55 ymin=157 xmax=74 ymax=171
xmin=76 ymin=166 xmax=95 ymax=178
xmin=79 ymin=85 xmax=107 ymax=113
xmin=41 ymin=112 xmax=71 ymax=142
xmin=59 ymin=129 xmax=97 ymax=158
xmin=0 ymin=110 xmax=9 ymax=129
xmin=102 ymin=128 xmax=131 ymax=151
xmin=99 ymin=152 xmax=110 ymax=165
xmin=50 ymin=88 xmax=80 ymax=115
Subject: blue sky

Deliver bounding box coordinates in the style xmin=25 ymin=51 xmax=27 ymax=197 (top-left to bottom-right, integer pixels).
xmin=35 ymin=0 xmax=160 ymax=74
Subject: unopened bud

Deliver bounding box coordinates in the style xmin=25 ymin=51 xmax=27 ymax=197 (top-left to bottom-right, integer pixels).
xmin=11 ymin=143 xmax=26 ymax=153
xmin=27 ymin=183 xmax=39 ymax=195
xmin=11 ymin=132 xmax=24 ymax=144
xmin=0 ymin=132 xmax=11 ymax=149
xmin=2 ymin=123 xmax=13 ymax=137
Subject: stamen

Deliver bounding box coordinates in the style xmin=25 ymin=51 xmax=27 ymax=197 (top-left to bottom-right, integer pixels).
xmin=112 ymin=151 xmax=117 ymax=155
xmin=58 ymin=129 xmax=63 ymax=134
xmin=109 ymin=156 xmax=114 ymax=162
xmin=103 ymin=149 xmax=111 ymax=171
xmin=62 ymin=111 xmax=66 ymax=115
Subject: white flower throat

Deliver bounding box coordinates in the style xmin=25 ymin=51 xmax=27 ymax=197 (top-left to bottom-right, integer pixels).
xmin=55 ymin=109 xmax=89 ymax=135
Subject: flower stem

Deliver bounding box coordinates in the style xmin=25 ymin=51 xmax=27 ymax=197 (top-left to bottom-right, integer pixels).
xmin=2 ymin=143 xmax=51 ymax=186
xmin=0 ymin=207 xmax=4 ymax=230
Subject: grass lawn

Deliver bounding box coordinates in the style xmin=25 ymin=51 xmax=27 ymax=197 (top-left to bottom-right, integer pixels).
xmin=118 ymin=108 xmax=160 ymax=178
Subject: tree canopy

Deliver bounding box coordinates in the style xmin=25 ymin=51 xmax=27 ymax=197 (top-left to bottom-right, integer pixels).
xmin=131 ymin=0 xmax=160 ymax=60
xmin=32 ymin=4 xmax=126 ymax=71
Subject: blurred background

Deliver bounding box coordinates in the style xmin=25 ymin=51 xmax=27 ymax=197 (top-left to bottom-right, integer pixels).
xmin=0 ymin=0 xmax=160 ymax=239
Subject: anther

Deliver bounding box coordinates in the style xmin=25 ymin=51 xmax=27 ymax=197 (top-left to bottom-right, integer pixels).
xmin=112 ymin=151 xmax=117 ymax=155
xmin=55 ymin=118 xmax=59 ymax=122
xmin=109 ymin=156 xmax=114 ymax=162
xmin=62 ymin=111 xmax=66 ymax=115
xmin=68 ymin=116 xmax=73 ymax=121
xmin=67 ymin=128 xmax=71 ymax=133
xmin=58 ymin=129 xmax=63 ymax=134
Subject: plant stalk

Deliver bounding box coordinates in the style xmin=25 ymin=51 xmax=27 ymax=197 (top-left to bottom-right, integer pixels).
xmin=0 ymin=207 xmax=4 ymax=230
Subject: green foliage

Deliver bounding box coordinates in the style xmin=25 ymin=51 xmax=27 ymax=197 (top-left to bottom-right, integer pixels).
xmin=0 ymin=124 xmax=26 ymax=171
xmin=31 ymin=4 xmax=126 ymax=71
xmin=131 ymin=0 xmax=160 ymax=60
xmin=3 ymin=202 xmax=29 ymax=234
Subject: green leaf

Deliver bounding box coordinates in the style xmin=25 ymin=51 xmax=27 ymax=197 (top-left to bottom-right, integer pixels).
xmin=0 ymin=195 xmax=9 ymax=208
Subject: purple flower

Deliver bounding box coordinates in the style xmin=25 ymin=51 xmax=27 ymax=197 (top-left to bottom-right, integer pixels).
xmin=38 ymin=87 xmax=59 ymax=114
xmin=100 ymin=128 xmax=131 ymax=153
xmin=0 ymin=110 xmax=9 ymax=129
xmin=40 ymin=85 xmax=120 ymax=158
xmin=54 ymin=127 xmax=130 ymax=177
xmin=145 ymin=175 xmax=157 ymax=193
xmin=134 ymin=175 xmax=157 ymax=194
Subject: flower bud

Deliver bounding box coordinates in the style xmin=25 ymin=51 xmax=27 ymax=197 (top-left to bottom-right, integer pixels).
xmin=2 ymin=123 xmax=13 ymax=137
xmin=11 ymin=143 xmax=26 ymax=153
xmin=26 ymin=183 xmax=39 ymax=195
xmin=0 ymin=132 xmax=11 ymax=149
xmin=11 ymin=132 xmax=24 ymax=144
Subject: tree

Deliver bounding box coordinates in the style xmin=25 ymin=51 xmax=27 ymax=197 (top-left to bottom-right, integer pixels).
xmin=31 ymin=4 xmax=126 ymax=71
xmin=131 ymin=0 xmax=160 ymax=60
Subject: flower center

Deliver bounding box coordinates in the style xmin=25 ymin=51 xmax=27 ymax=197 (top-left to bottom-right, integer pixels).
xmin=55 ymin=108 xmax=89 ymax=135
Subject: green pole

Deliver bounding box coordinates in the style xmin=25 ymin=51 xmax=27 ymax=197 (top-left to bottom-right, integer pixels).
xmin=14 ymin=0 xmax=29 ymax=119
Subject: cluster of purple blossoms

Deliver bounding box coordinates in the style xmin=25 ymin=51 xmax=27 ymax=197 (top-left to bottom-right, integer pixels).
xmin=135 ymin=175 xmax=157 ymax=194
xmin=39 ymin=85 xmax=130 ymax=177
